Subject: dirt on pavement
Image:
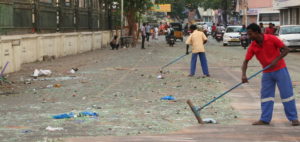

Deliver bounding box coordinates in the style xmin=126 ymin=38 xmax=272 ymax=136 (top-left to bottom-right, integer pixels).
xmin=0 ymin=37 xmax=238 ymax=142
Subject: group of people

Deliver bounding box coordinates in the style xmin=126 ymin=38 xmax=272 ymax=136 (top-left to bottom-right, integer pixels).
xmin=110 ymin=23 xmax=160 ymax=50
xmin=259 ymin=23 xmax=278 ymax=35
xmin=185 ymin=22 xmax=299 ymax=126
xmin=141 ymin=23 xmax=160 ymax=49
xmin=109 ymin=21 xmax=299 ymax=126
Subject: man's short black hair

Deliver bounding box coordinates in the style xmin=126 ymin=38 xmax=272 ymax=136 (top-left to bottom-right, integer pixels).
xmin=190 ymin=25 xmax=197 ymax=30
xmin=247 ymin=23 xmax=261 ymax=34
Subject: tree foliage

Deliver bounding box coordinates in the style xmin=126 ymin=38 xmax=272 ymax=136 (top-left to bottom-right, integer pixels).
xmin=110 ymin=0 xmax=232 ymax=40
xmin=106 ymin=0 xmax=155 ymax=44
xmin=155 ymin=0 xmax=225 ymax=21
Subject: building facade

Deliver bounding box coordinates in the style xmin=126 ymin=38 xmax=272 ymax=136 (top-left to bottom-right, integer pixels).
xmin=273 ymin=0 xmax=300 ymax=25
xmin=236 ymin=0 xmax=277 ymax=25
xmin=197 ymin=8 xmax=215 ymax=23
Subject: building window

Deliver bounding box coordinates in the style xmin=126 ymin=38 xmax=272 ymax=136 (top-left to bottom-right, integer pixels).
xmin=65 ymin=0 xmax=71 ymax=6
xmin=258 ymin=13 xmax=280 ymax=22
xmin=39 ymin=0 xmax=53 ymax=3
xmin=283 ymin=9 xmax=289 ymax=25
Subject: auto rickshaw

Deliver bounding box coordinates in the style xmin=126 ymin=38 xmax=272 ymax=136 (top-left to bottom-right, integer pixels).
xmin=170 ymin=23 xmax=183 ymax=41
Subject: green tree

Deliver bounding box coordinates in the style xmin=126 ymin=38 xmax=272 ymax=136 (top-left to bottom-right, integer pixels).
xmin=157 ymin=0 xmax=233 ymax=24
xmin=155 ymin=0 xmax=224 ymax=21
xmin=157 ymin=0 xmax=227 ymax=10
xmin=170 ymin=0 xmax=187 ymax=20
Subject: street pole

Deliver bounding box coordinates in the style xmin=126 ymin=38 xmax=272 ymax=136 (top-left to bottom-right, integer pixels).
xmin=121 ymin=0 xmax=124 ymax=37
xmin=223 ymin=0 xmax=228 ymax=27
xmin=242 ymin=0 xmax=247 ymax=25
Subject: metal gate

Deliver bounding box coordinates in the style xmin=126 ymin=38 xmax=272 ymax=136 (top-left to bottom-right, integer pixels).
xmin=0 ymin=0 xmax=13 ymax=34
xmin=89 ymin=0 xmax=99 ymax=30
xmin=98 ymin=0 xmax=105 ymax=30
xmin=75 ymin=0 xmax=89 ymax=30
xmin=35 ymin=0 xmax=57 ymax=33
xmin=0 ymin=0 xmax=33 ymax=35
xmin=58 ymin=0 xmax=76 ymax=32
xmin=100 ymin=0 xmax=110 ymax=30
xmin=0 ymin=0 xmax=114 ymax=35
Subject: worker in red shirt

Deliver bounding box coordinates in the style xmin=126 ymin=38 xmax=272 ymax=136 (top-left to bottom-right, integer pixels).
xmin=265 ymin=23 xmax=276 ymax=35
xmin=241 ymin=23 xmax=299 ymax=126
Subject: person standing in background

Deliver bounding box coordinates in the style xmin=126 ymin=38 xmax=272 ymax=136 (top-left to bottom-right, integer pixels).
xmin=259 ymin=23 xmax=265 ymax=34
xmin=265 ymin=23 xmax=276 ymax=35
xmin=141 ymin=23 xmax=146 ymax=49
xmin=146 ymin=23 xmax=151 ymax=43
xmin=186 ymin=25 xmax=210 ymax=78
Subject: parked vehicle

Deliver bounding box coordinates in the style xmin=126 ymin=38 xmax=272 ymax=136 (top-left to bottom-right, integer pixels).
xmin=276 ymin=25 xmax=300 ymax=50
xmin=257 ymin=11 xmax=280 ymax=27
xmin=223 ymin=26 xmax=242 ymax=46
xmin=240 ymin=32 xmax=249 ymax=49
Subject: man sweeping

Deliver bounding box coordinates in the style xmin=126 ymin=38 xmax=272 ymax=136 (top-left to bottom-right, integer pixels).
xmin=186 ymin=25 xmax=210 ymax=78
xmin=241 ymin=23 xmax=299 ymax=126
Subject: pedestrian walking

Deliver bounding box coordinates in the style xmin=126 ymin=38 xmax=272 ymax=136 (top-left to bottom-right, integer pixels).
xmin=146 ymin=23 xmax=151 ymax=42
xmin=154 ymin=26 xmax=159 ymax=40
xmin=241 ymin=23 xmax=299 ymax=126
xmin=151 ymin=27 xmax=155 ymax=40
xmin=141 ymin=23 xmax=146 ymax=49
xmin=186 ymin=25 xmax=210 ymax=78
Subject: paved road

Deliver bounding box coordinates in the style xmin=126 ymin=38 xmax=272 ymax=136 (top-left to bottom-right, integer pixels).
xmin=65 ymin=37 xmax=300 ymax=142
xmin=1 ymin=36 xmax=300 ymax=142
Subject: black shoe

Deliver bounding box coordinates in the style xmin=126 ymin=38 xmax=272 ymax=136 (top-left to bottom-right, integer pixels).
xmin=292 ymin=120 xmax=300 ymax=126
xmin=252 ymin=120 xmax=270 ymax=125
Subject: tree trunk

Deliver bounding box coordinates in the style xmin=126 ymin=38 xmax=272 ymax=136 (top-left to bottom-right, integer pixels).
xmin=126 ymin=10 xmax=138 ymax=45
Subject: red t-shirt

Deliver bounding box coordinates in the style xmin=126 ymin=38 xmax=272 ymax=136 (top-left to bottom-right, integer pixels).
xmin=265 ymin=27 xmax=276 ymax=35
xmin=212 ymin=25 xmax=217 ymax=31
xmin=245 ymin=34 xmax=286 ymax=73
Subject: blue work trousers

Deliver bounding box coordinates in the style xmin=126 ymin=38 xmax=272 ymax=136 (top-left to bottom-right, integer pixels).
xmin=260 ymin=67 xmax=298 ymax=122
xmin=190 ymin=52 xmax=209 ymax=76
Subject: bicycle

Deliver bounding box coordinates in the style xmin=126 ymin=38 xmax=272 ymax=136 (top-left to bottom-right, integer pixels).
xmin=121 ymin=36 xmax=133 ymax=48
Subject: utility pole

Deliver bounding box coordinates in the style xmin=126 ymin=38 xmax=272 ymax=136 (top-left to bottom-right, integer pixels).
xmin=120 ymin=0 xmax=124 ymax=36
xmin=223 ymin=0 xmax=228 ymax=26
xmin=242 ymin=0 xmax=247 ymax=25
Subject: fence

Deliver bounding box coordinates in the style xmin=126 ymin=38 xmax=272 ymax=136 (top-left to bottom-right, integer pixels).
xmin=0 ymin=0 xmax=120 ymax=35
